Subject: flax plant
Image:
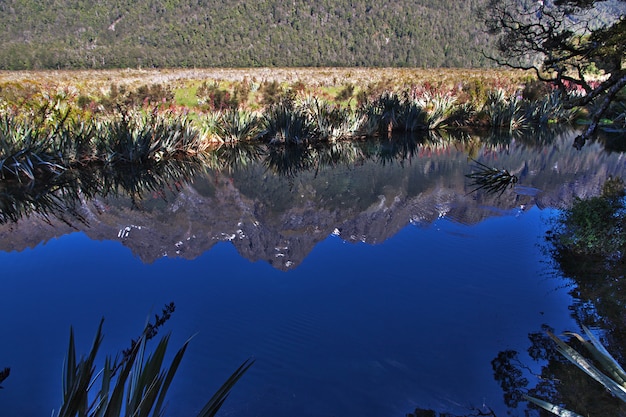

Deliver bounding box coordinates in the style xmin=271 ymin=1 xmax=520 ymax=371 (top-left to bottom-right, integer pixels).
xmin=302 ymin=97 xmax=359 ymax=141
xmin=0 ymin=113 xmax=65 ymax=181
xmin=354 ymin=105 xmax=382 ymax=138
xmin=465 ymin=158 xmax=519 ymax=196
xmin=525 ymin=326 xmax=626 ymax=417
xmin=215 ymin=109 xmax=262 ymax=142
xmin=397 ymin=101 xmax=428 ymax=132
xmin=525 ymin=92 xmax=579 ymax=126
xmin=261 ymin=102 xmax=312 ymax=145
xmin=417 ymin=93 xmax=458 ymax=130
xmin=483 ymin=90 xmax=527 ymax=130
xmin=197 ymin=111 xmax=222 ymax=144
xmin=96 ymin=110 xmax=202 ymax=164
xmin=57 ymin=311 xmax=253 ymax=417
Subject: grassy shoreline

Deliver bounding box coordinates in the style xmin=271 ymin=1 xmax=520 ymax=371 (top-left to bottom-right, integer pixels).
xmin=1 ymin=67 xmax=622 ymax=183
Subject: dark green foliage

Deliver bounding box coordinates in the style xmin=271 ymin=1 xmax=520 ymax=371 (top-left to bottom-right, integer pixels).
xmin=0 ymin=103 xmax=205 ymax=183
xmin=96 ymin=110 xmax=202 ymax=164
xmin=356 ymin=92 xmax=462 ymax=136
xmin=303 ymin=97 xmax=357 ymax=141
xmin=550 ymin=177 xmax=626 ymax=259
xmin=0 ymin=0 xmax=497 ymax=69
xmin=0 ymin=112 xmax=66 ymax=181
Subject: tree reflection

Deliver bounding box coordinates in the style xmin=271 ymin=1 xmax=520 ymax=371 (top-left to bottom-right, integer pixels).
xmin=0 ymin=157 xmax=208 ymax=225
xmin=489 ymin=178 xmax=626 ymax=416
xmin=406 ymin=177 xmax=626 ymax=417
xmin=491 ymin=329 xmax=626 ymax=416
xmin=0 ymin=173 xmax=87 ymax=225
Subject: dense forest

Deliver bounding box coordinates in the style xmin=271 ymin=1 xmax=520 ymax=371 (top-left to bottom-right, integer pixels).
xmin=0 ymin=0 xmax=498 ymax=69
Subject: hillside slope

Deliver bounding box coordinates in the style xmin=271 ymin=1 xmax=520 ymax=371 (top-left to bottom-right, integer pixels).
xmin=0 ymin=0 xmax=494 ymax=69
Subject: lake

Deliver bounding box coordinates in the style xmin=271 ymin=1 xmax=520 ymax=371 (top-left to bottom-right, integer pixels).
xmin=1 ymin=129 xmax=624 ymax=416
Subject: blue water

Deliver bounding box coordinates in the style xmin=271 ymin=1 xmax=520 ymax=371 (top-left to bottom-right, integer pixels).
xmin=0 ymin=207 xmax=576 ymax=417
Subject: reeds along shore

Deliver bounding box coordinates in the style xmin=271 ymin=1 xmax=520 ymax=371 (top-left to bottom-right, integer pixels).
xmin=1 ymin=71 xmax=622 ymax=183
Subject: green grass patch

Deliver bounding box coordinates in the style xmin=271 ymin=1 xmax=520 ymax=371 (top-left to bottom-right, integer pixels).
xmin=174 ymin=85 xmax=200 ymax=108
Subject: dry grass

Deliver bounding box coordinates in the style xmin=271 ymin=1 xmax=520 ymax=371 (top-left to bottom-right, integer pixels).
xmin=0 ymin=67 xmax=530 ymax=97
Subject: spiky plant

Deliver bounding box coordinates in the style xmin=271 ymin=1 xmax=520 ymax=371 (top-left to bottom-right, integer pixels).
xmin=261 ymin=102 xmax=312 ymax=145
xmin=197 ymin=111 xmax=222 ymax=144
xmin=465 ymin=159 xmax=519 ymax=196
xmin=57 ymin=309 xmax=253 ymax=417
xmin=53 ymin=116 xmax=98 ymax=166
xmin=96 ymin=110 xmax=202 ymax=164
xmin=354 ymin=104 xmax=383 ymax=138
xmin=525 ymin=91 xmax=579 ymax=126
xmin=302 ymin=97 xmax=357 ymax=141
xmin=483 ymin=89 xmax=527 ymax=130
xmin=0 ymin=112 xmax=65 ymax=181
xmin=215 ymin=109 xmax=262 ymax=142
xmin=420 ymin=93 xmax=458 ymax=130
xmin=525 ymin=326 xmax=626 ymax=417
xmin=397 ymin=101 xmax=428 ymax=132
xmin=374 ymin=92 xmax=403 ymax=135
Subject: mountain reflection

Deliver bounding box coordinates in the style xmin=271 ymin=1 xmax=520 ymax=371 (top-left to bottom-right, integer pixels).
xmin=0 ymin=130 xmax=624 ymax=270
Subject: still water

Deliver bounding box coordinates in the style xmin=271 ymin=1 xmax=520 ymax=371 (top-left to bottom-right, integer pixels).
xmin=0 ymin=130 xmax=624 ymax=416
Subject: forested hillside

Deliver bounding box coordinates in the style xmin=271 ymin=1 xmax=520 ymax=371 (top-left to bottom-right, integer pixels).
xmin=0 ymin=0 xmax=495 ymax=69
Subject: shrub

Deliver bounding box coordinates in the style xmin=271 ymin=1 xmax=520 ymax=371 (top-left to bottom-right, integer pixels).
xmin=550 ymin=177 xmax=625 ymax=259
xmin=196 ymin=82 xmax=239 ymax=111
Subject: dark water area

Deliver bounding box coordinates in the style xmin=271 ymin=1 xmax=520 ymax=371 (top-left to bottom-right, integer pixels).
xmin=1 ymin=129 xmax=625 ymax=416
